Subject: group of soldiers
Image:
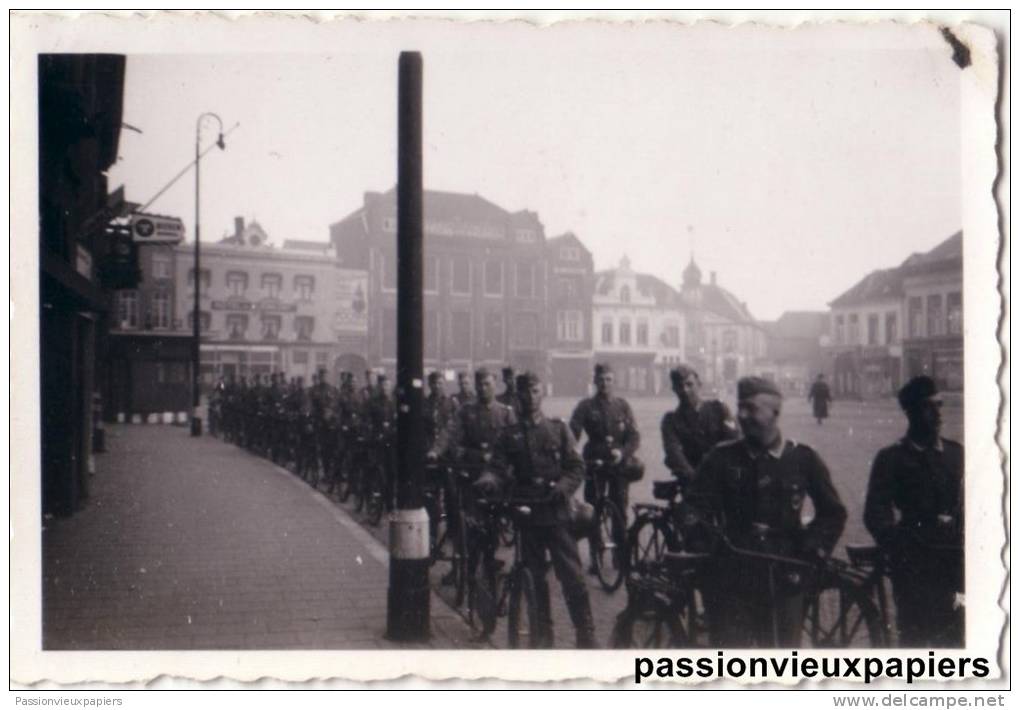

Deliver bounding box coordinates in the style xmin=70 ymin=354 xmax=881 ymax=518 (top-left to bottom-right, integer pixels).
xmin=209 ymin=360 xmax=964 ymax=651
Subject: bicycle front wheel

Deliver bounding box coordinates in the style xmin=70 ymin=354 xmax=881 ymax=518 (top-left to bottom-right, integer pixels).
xmin=610 ymin=594 xmax=682 ymax=649
xmin=592 ymin=499 xmax=626 ymax=593
xmin=627 ymin=514 xmax=670 ymax=576
xmin=507 ymin=567 xmax=540 ymax=649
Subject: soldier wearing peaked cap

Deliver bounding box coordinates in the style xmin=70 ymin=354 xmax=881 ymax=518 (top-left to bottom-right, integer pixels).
xmin=687 ymin=376 xmax=847 ymax=647
xmin=496 ymin=366 xmax=520 ymax=415
xmin=569 ymin=362 xmax=642 ymax=573
xmin=476 ymin=371 xmax=596 ymax=648
xmin=865 ymin=376 xmax=964 ymax=647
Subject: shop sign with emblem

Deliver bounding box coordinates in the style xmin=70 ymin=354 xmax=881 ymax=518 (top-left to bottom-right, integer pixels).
xmin=130 ymin=213 xmax=186 ymax=244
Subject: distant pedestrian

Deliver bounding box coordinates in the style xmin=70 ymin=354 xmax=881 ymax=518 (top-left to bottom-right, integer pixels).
xmin=864 ymin=375 xmax=964 ymax=647
xmin=808 ymin=374 xmax=832 ymax=425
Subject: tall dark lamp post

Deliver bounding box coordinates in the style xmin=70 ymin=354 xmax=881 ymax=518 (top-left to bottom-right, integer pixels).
xmin=191 ymin=112 xmax=226 ymax=437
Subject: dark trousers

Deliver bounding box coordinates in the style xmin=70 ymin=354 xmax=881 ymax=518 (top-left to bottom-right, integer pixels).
xmin=705 ymin=557 xmax=806 ymax=648
xmin=521 ymin=523 xmax=594 ymax=647
xmin=890 ymin=551 xmax=964 ymax=647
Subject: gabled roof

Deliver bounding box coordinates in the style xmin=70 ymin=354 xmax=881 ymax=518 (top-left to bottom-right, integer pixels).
xmin=900 ymin=230 xmax=963 ymax=272
xmin=283 ymin=239 xmax=331 ymax=253
xmin=363 ymin=187 xmax=521 ymax=227
xmin=593 ymin=268 xmax=680 ymax=307
xmin=699 ymin=283 xmax=757 ymax=324
xmin=829 ymin=268 xmax=903 ymax=308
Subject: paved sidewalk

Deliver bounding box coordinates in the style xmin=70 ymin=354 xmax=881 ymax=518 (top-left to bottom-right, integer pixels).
xmin=42 ymin=424 xmax=479 ymax=650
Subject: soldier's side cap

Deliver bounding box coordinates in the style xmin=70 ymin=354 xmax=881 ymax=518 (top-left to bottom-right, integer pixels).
xmin=594 ymin=362 xmax=613 ymax=376
xmin=670 ymin=365 xmax=698 ymax=384
xmin=502 ymin=366 xmax=515 ymax=377
xmin=475 ymin=366 xmax=493 ymax=380
xmin=427 ymin=371 xmax=442 ymax=382
xmin=738 ymin=376 xmax=782 ymax=400
xmin=517 ymin=371 xmax=542 ymax=388
xmin=897 ymin=375 xmax=939 ymax=410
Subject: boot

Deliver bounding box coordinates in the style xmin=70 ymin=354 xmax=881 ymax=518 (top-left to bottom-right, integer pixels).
xmin=534 ymin=577 xmax=555 ymax=648
xmin=568 ymin=594 xmax=599 ymax=649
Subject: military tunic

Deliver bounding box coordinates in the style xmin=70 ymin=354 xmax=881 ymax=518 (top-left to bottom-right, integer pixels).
xmin=864 ymin=436 xmax=964 ymax=647
xmin=688 ymin=436 xmax=848 ymax=647
xmin=437 ymin=400 xmax=517 ymax=473
xmin=660 ymin=399 xmax=737 ymax=484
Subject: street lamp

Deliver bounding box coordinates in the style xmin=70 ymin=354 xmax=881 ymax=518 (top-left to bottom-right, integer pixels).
xmin=191 ymin=112 xmax=227 ymax=437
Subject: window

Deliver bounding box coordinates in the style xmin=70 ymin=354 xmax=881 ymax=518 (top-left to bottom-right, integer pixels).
xmin=484 ymin=260 xmax=503 ymax=296
xmin=150 ymin=289 xmax=171 ymax=329
xmin=908 ymin=297 xmax=924 ymax=338
xmin=425 ymin=309 xmax=440 ymax=359
xmin=383 ymin=307 xmax=398 ymax=358
xmin=947 ymin=292 xmax=962 ymax=335
xmin=867 ymin=314 xmax=879 ymax=346
xmin=662 ymin=322 xmax=679 ymax=348
xmin=295 ymin=316 xmax=314 ymax=342
xmin=381 ymin=254 xmax=397 ymax=291
xmin=425 ymin=257 xmax=439 ymax=294
xmin=226 ymin=314 xmax=248 ymax=340
xmin=261 ymin=273 xmax=282 ymax=299
xmin=636 ymin=320 xmax=649 ymax=347
xmin=187 ymin=268 xmax=211 ymax=289
xmin=382 ymin=216 xmax=398 ymax=233
xmin=722 ymin=329 xmax=737 ymax=353
xmin=620 ymin=285 xmax=631 ymax=304
xmin=450 ymin=310 xmax=472 ymax=357
xmin=927 ymin=294 xmax=944 ymax=336
xmin=558 ymin=277 xmax=577 ymax=300
xmin=601 ymin=320 xmax=613 ymax=345
xmin=557 ymin=310 xmax=583 ymax=342
xmin=483 ymin=311 xmax=503 ymax=358
xmin=261 ymin=315 xmax=281 ymax=341
xmin=451 ymin=256 xmax=472 ymax=295
xmin=560 ymin=246 xmax=580 ymax=261
xmin=885 ymin=313 xmax=898 ymax=345
xmin=294 ymin=275 xmax=315 ymax=301
xmin=316 ymin=351 xmax=328 ymax=368
xmin=511 ymin=312 xmax=539 ymax=348
xmin=292 ymin=350 xmax=309 ymax=365
xmin=516 ymin=262 xmax=535 ymax=298
xmin=116 ymin=290 xmax=139 ymax=329
xmin=516 ymin=229 xmax=537 ymax=243
xmin=152 ymin=253 xmax=171 ymax=280
xmin=619 ymin=318 xmax=632 ymax=346
xmin=835 ymin=315 xmax=845 ymax=345
xmin=226 ymin=271 xmax=248 ymax=297
xmin=187 ymin=311 xmax=211 ymax=333
xmin=848 ymin=314 xmax=860 ymax=344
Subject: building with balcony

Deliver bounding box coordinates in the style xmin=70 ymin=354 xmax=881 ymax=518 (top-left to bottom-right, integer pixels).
xmin=330 ymin=188 xmax=551 ymax=381
xmin=592 ymin=256 xmax=686 ymax=395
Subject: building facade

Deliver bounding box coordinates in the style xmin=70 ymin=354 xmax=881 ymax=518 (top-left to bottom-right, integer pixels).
xmin=757 ymin=311 xmax=832 ymax=396
xmin=330 ymin=189 xmax=552 ymax=382
xmin=825 ymin=232 xmax=962 ymax=399
xmin=592 ymin=256 xmax=686 ymax=395
xmin=545 ymin=233 xmax=595 ymax=396
xmin=39 ymin=54 xmax=127 ymax=516
xmin=679 ymin=258 xmax=766 ymax=394
xmin=172 ymin=218 xmax=369 ymax=385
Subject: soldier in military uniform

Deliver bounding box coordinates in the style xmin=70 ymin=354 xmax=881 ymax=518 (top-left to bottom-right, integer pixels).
xmin=308 ymin=368 xmax=338 ymax=487
xmin=864 ymin=375 xmax=964 ymax=647
xmin=430 ymin=368 xmax=517 ymax=584
xmin=496 ymin=366 xmax=520 ymax=414
xmin=451 ymin=371 xmax=474 ymax=410
xmin=365 ymin=373 xmax=397 ymax=510
xmin=475 ymin=371 xmax=597 ymax=648
xmin=687 ymin=376 xmax=847 ymax=647
xmin=661 ymin=365 xmax=738 ymax=486
xmin=424 ymin=371 xmax=456 ymax=457
xmin=569 ymin=363 xmax=642 ymax=571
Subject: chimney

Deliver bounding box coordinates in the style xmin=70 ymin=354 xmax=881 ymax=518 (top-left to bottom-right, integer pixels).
xmin=710 ymin=271 xmax=717 ymax=286
xmin=234 ymin=217 xmax=244 ymax=241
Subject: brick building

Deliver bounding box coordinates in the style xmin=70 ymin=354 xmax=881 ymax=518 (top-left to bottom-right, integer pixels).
xmin=545 ymin=232 xmax=595 ymax=396
xmin=330 ymin=188 xmax=552 ymax=381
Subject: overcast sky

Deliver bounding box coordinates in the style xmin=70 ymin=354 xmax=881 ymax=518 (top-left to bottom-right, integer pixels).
xmin=106 ymin=20 xmax=962 ymax=320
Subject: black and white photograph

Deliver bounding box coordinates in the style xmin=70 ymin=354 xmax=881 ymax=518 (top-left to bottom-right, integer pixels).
xmin=10 ymin=11 xmax=1006 ymax=688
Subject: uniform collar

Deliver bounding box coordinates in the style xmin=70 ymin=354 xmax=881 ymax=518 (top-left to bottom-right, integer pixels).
xmin=904 ymin=436 xmax=944 ymax=453
xmin=745 ymin=434 xmax=786 ymax=459
xmin=523 ymin=411 xmax=545 ymax=426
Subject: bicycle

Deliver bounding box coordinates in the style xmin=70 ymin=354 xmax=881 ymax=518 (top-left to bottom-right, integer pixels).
xmin=627 ymin=478 xmax=685 ymax=576
xmin=466 ymin=484 xmax=557 ymax=648
xmin=612 ymin=532 xmax=885 ymax=649
xmin=425 ymin=462 xmax=469 ymax=608
xmin=586 ymin=457 xmax=628 ymax=593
